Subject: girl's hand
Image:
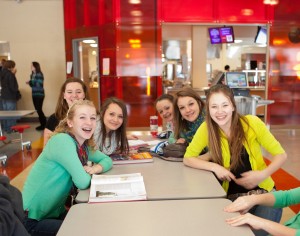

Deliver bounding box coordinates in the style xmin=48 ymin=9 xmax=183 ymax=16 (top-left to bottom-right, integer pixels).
xmin=234 ymin=170 xmax=265 ymax=190
xmin=213 ymin=165 xmax=236 ymax=182
xmin=84 ymin=164 xmax=103 ymax=175
xmin=226 ymin=213 xmax=265 ymax=231
xmin=176 ymin=138 xmax=186 ymax=144
xmin=224 ymin=195 xmax=256 ymax=214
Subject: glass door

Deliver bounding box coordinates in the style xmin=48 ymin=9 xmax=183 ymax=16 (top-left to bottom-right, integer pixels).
xmin=72 ymin=37 xmax=100 ymax=110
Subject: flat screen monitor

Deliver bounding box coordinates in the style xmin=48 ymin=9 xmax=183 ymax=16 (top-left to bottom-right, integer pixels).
xmin=254 ymin=26 xmax=267 ymax=44
xmin=226 ymin=72 xmax=248 ymax=87
xmin=208 ymin=26 xmax=234 ymax=44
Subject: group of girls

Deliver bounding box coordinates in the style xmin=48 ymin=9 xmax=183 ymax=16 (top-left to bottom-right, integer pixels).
xmin=155 ymin=84 xmax=300 ymax=236
xmin=23 ymin=78 xmax=134 ymax=235
xmin=22 ymin=79 xmax=296 ymax=236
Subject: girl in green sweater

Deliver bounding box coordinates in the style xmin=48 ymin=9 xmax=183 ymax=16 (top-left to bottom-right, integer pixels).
xmin=22 ymin=100 xmax=113 ymax=236
xmin=225 ymin=187 xmax=300 ymax=236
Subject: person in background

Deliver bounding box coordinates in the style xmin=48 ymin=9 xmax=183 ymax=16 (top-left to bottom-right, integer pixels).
xmin=224 ymin=64 xmax=230 ymax=72
xmin=94 ymin=97 xmax=131 ymax=155
xmin=183 ymin=84 xmax=287 ymax=236
xmin=0 ymin=174 xmax=29 ymax=236
xmin=0 ymin=58 xmax=6 ymax=71
xmin=26 ymin=61 xmax=47 ymax=131
xmin=224 ymin=187 xmax=300 ymax=236
xmin=22 ymin=100 xmax=113 ymax=236
xmin=43 ymin=77 xmax=89 ymax=146
xmin=173 ymin=87 xmax=206 ymax=144
xmin=155 ymin=94 xmax=176 ymax=143
xmin=0 ymin=60 xmax=19 ymax=133
xmin=0 ymin=58 xmax=6 ymax=110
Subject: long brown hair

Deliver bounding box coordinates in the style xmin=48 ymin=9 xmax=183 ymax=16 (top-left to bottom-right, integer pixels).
xmin=54 ymin=78 xmax=90 ymax=121
xmin=53 ymin=100 xmax=97 ymax=150
xmin=173 ymin=88 xmax=205 ymax=139
xmin=99 ymin=97 xmax=129 ymax=154
xmin=205 ymin=84 xmax=249 ymax=171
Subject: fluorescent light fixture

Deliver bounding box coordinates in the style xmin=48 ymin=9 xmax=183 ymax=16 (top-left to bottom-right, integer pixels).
xmin=234 ymin=39 xmax=243 ymax=43
xmin=129 ymin=0 xmax=141 ymax=4
xmin=83 ymin=39 xmax=96 ymax=44
xmin=90 ymin=44 xmax=98 ymax=47
xmin=131 ymin=10 xmax=142 ymax=17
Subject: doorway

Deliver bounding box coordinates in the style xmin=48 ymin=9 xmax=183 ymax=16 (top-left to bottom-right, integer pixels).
xmin=72 ymin=37 xmax=100 ymax=110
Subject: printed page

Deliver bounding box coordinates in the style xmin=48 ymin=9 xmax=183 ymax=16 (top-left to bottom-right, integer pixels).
xmin=89 ymin=173 xmax=147 ymax=202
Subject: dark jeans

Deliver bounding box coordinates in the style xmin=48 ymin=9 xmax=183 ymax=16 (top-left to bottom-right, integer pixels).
xmin=1 ymin=99 xmax=17 ymax=132
xmin=23 ymin=211 xmax=67 ymax=236
xmin=32 ymin=96 xmax=46 ymax=127
xmin=249 ymin=204 xmax=282 ymax=236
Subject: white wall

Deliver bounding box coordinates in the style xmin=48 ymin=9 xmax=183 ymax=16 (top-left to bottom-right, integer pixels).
xmin=0 ymin=0 xmax=66 ymax=117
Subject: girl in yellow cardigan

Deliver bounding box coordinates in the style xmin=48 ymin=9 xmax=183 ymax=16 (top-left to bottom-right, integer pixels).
xmin=184 ymin=84 xmax=287 ymax=236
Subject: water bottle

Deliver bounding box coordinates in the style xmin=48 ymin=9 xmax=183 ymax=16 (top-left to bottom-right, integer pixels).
xmin=150 ymin=116 xmax=158 ymax=137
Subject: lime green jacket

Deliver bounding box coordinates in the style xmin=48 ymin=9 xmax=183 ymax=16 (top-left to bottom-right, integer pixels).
xmin=184 ymin=115 xmax=285 ymax=192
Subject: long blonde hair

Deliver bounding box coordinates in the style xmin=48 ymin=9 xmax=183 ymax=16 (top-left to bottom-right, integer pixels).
xmin=53 ymin=99 xmax=97 ymax=150
xmin=206 ymin=84 xmax=250 ymax=171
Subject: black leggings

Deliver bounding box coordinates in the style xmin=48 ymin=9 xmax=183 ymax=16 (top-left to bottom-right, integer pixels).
xmin=32 ymin=96 xmax=47 ymax=127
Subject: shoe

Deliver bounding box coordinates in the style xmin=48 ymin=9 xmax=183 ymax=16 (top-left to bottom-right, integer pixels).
xmin=35 ymin=126 xmax=45 ymax=131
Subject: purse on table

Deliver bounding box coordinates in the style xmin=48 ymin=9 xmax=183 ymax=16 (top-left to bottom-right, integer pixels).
xmin=161 ymin=143 xmax=188 ymax=162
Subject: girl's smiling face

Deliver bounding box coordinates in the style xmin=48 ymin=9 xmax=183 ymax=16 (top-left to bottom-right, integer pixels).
xmin=63 ymin=82 xmax=85 ymax=107
xmin=103 ymin=103 xmax=124 ymax=132
xmin=67 ymin=105 xmax=97 ymax=145
xmin=208 ymin=92 xmax=234 ymax=133
xmin=156 ymin=99 xmax=174 ymax=122
xmin=177 ymin=96 xmax=200 ymax=122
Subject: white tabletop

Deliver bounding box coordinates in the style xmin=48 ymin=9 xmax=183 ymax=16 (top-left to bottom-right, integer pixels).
xmin=0 ymin=110 xmax=35 ymax=119
xmin=76 ymin=157 xmax=226 ymax=202
xmin=57 ymin=199 xmax=254 ymax=236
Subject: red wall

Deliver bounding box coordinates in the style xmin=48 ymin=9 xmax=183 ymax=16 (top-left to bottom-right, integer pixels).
xmin=159 ymin=0 xmax=273 ymax=23
xmin=63 ymin=0 xmax=300 ymax=127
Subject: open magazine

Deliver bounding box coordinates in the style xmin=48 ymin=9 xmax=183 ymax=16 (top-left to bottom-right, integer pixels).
xmin=89 ymin=173 xmax=147 ymax=203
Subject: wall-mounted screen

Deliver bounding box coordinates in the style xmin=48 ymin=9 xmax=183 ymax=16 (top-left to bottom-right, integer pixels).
xmin=226 ymin=72 xmax=248 ymax=87
xmin=254 ymin=26 xmax=267 ymax=44
xmin=208 ymin=26 xmax=234 ymax=44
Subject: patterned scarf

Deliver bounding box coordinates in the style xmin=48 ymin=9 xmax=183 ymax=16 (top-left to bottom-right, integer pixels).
xmin=67 ymin=132 xmax=89 ymax=166
xmin=181 ymin=110 xmax=206 ymax=143
xmin=65 ymin=132 xmax=89 ymax=208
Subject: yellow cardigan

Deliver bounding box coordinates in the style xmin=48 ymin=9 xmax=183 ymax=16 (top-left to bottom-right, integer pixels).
xmin=184 ymin=115 xmax=285 ymax=192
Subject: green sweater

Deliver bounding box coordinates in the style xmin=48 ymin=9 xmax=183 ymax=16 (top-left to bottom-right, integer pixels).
xmin=273 ymin=188 xmax=300 ymax=235
xmin=22 ymin=133 xmax=113 ymax=220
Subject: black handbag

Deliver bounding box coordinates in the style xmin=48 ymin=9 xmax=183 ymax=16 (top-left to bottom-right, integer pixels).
xmin=162 ymin=143 xmax=188 ymax=159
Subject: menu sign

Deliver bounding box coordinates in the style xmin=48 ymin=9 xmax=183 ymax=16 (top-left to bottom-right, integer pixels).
xmin=209 ymin=27 xmax=234 ymax=44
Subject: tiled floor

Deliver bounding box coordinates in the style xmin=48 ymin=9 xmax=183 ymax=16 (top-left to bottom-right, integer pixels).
xmin=0 ymin=122 xmax=299 ymax=223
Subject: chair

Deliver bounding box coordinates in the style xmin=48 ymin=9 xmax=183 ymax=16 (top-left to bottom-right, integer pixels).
xmin=0 ymin=136 xmax=8 ymax=166
xmin=10 ymin=125 xmax=32 ymax=151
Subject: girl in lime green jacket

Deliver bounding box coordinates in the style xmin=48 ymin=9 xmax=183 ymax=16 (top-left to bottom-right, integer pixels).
xmin=184 ymin=84 xmax=287 ymax=236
